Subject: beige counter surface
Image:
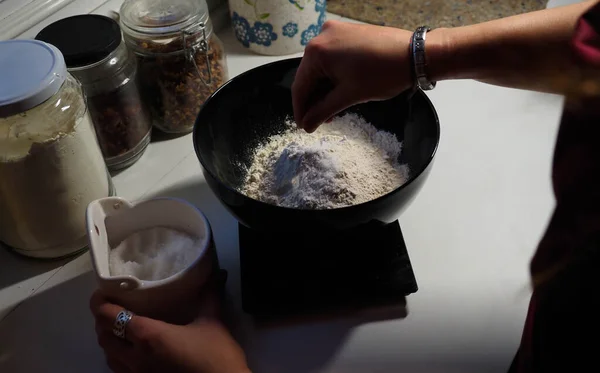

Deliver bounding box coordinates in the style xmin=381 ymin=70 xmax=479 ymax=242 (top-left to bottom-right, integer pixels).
xmin=327 ymin=0 xmax=548 ymax=29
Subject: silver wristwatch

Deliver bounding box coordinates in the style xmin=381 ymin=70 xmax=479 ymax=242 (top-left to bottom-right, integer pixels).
xmin=410 ymin=25 xmax=436 ymax=91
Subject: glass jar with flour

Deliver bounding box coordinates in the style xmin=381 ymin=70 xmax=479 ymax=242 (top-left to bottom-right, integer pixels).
xmin=0 ymin=40 xmax=115 ymax=259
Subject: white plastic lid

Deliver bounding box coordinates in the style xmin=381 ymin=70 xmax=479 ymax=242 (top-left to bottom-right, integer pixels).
xmin=0 ymin=40 xmax=68 ymax=118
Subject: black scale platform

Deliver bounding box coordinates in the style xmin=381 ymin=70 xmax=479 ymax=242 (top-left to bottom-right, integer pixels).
xmin=239 ymin=220 xmax=418 ymax=319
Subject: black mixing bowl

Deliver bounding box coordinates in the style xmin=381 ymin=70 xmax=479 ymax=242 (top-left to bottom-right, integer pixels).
xmin=193 ymin=57 xmax=440 ymax=232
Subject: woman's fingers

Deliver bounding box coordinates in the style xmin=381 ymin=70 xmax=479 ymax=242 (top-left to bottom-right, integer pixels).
xmin=90 ymin=269 xmax=229 ymax=339
xmin=98 ymin=330 xmax=135 ymax=369
xmin=92 ymin=297 xmax=149 ymax=345
xmin=89 ymin=290 xmax=106 ymax=315
xmin=98 ymin=335 xmax=133 ymax=359
xmin=106 ymin=357 xmax=131 ymax=373
xmin=292 ymin=52 xmax=323 ymax=129
xmin=302 ymin=86 xmax=354 ymax=133
xmin=93 ymin=299 xmax=128 ymax=331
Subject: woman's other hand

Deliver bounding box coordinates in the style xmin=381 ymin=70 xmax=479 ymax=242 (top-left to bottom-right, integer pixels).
xmin=89 ymin=271 xmax=250 ymax=373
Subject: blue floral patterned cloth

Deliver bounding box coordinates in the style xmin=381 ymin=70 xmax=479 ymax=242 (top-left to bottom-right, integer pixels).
xmin=315 ymin=0 xmax=326 ymax=13
xmin=283 ymin=22 xmax=299 ymax=37
xmin=252 ymin=22 xmax=278 ymax=46
xmin=232 ymin=1 xmax=327 ymax=49
xmin=301 ymin=23 xmax=321 ymax=46
xmin=232 ymin=12 xmax=254 ymax=47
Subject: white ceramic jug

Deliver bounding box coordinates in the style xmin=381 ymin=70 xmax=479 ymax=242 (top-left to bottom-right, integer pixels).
xmin=229 ymin=0 xmax=327 ymax=55
xmin=86 ymin=196 xmax=217 ymax=324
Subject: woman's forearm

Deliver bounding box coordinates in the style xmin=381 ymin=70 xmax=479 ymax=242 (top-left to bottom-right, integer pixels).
xmin=427 ymin=1 xmax=596 ymax=93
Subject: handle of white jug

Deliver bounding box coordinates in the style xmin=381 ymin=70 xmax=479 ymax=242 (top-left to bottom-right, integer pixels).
xmin=97 ymin=197 xmax=134 ymax=219
xmin=86 ymin=197 xmax=134 ymax=234
xmin=100 ymin=275 xmax=142 ymax=293
xmin=87 ymin=197 xmax=135 ymax=280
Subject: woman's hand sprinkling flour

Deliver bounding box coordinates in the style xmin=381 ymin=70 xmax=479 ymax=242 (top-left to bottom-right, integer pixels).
xmin=292 ymin=20 xmax=428 ymax=133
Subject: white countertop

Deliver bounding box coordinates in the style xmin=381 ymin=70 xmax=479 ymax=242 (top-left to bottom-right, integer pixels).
xmin=0 ymin=1 xmax=567 ymax=372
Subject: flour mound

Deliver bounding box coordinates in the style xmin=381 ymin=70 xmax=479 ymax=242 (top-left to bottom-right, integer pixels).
xmin=241 ymin=113 xmax=409 ymax=210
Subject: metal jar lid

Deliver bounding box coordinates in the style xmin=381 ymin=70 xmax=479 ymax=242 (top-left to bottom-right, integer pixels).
xmin=119 ymin=0 xmax=215 ymax=86
xmin=0 ymin=40 xmax=67 ymax=118
xmin=119 ymin=0 xmax=210 ymax=37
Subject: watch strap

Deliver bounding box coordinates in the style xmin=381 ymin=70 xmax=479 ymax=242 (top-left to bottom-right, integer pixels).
xmin=410 ymin=25 xmax=436 ymax=91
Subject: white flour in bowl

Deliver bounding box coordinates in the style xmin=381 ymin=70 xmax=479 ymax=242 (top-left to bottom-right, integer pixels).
xmin=240 ymin=113 xmax=409 ymax=209
xmin=109 ymin=227 xmax=202 ymax=281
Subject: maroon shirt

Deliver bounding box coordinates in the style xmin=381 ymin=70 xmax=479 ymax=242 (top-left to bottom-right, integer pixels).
xmin=509 ymin=2 xmax=600 ymax=372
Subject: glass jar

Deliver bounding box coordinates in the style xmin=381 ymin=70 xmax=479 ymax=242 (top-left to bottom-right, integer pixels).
xmin=0 ymin=40 xmax=115 ymax=259
xmin=120 ymin=0 xmax=229 ymax=134
xmin=35 ymin=15 xmax=152 ymax=171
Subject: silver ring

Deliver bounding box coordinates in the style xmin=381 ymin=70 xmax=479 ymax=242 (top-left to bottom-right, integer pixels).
xmin=112 ymin=310 xmax=133 ymax=340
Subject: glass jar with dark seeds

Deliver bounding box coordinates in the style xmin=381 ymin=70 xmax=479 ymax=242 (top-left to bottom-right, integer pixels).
xmin=36 ymin=14 xmax=152 ymax=171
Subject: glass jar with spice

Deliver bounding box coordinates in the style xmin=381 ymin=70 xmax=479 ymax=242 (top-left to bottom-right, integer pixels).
xmin=119 ymin=0 xmax=229 ymax=134
xmin=0 ymin=40 xmax=115 ymax=259
xmin=36 ymin=15 xmax=152 ymax=171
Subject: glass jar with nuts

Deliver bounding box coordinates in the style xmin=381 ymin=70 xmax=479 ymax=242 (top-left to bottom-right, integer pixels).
xmin=120 ymin=0 xmax=229 ymax=135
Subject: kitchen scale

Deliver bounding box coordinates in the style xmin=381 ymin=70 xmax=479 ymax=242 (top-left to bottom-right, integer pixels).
xmin=239 ymin=220 xmax=418 ymax=320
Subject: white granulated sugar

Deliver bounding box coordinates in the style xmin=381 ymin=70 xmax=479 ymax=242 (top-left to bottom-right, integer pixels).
xmin=109 ymin=227 xmax=202 ymax=281
xmin=241 ymin=113 xmax=409 ymax=209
